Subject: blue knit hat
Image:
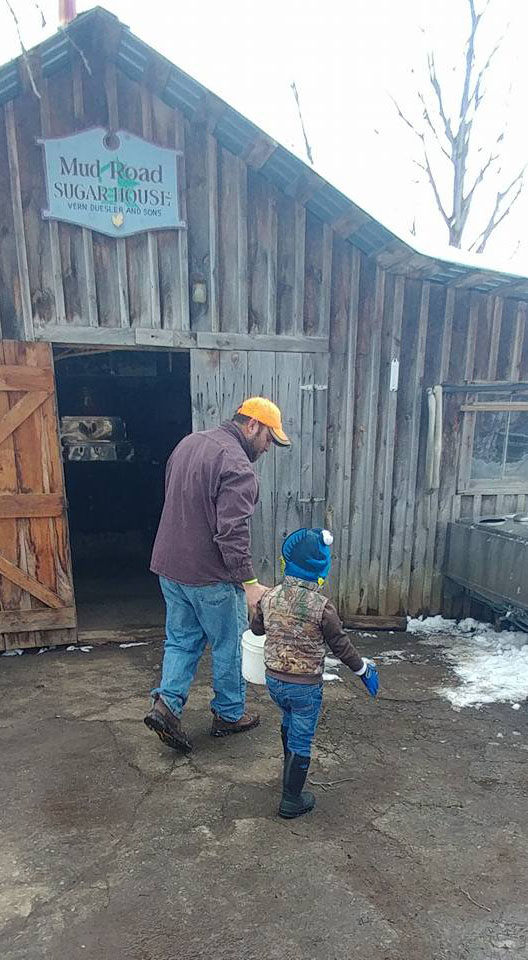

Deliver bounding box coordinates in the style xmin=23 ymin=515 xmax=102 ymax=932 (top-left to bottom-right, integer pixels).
xmin=282 ymin=527 xmax=334 ymax=583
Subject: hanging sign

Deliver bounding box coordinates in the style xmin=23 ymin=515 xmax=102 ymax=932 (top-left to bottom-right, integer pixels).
xmin=38 ymin=127 xmax=185 ymax=238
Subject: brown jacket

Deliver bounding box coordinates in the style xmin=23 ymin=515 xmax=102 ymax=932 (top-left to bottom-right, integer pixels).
xmin=151 ymin=422 xmax=259 ymax=585
xmin=251 ymin=576 xmax=364 ymax=682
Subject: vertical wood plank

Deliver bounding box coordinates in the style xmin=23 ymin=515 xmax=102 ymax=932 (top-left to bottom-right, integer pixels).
xmin=105 ymin=62 xmax=129 ymax=328
xmin=39 ymin=80 xmax=67 ymax=326
xmin=4 ymin=102 xmax=33 ymax=340
xmin=325 ymin=239 xmax=351 ymax=597
xmin=399 ymin=282 xmax=430 ymax=613
xmin=0 ymin=106 xmax=30 ymax=339
xmin=218 ymin=148 xmax=248 ymax=333
xmin=487 ymin=297 xmax=503 ymax=380
xmin=173 ymin=108 xmax=190 ymax=331
xmin=247 ymin=170 xmax=277 ymax=335
xmin=299 ymin=353 xmax=315 ymax=528
xmin=140 ymin=85 xmax=162 ymax=328
xmin=464 ymin=293 xmax=480 ymax=382
xmin=0 ymin=341 xmax=21 ymax=649
xmin=311 ymin=351 xmax=329 ymax=530
xmin=185 ymin=122 xmax=218 ymax=332
xmin=422 ymin=287 xmax=454 ymax=611
xmin=274 ymin=352 xmax=303 ymax=581
xmin=72 ymin=59 xmax=98 ymax=327
xmin=374 ymin=275 xmax=405 ymax=614
xmin=219 ymin=351 xmax=248 ymax=420
xmin=358 ymin=265 xmax=385 ymax=612
xmin=303 ymin=213 xmax=333 ymax=337
xmin=343 ymin=258 xmax=380 ymax=615
xmin=386 ymin=280 xmax=425 ymax=614
xmin=337 ymin=247 xmax=360 ymax=611
xmin=509 ymin=301 xmax=526 ymax=382
xmin=247 ymin=351 xmax=276 ymax=583
xmin=276 ymin=195 xmax=305 ymax=335
xmin=190 ymin=349 xmax=220 ymax=431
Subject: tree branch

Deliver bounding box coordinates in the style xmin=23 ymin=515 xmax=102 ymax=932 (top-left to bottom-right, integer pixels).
xmin=427 ymin=52 xmax=455 ymax=144
xmin=291 ymin=81 xmax=314 ymax=167
xmin=469 ymin=40 xmax=501 ymax=112
xmin=417 ymin=90 xmax=451 ymax=160
xmin=470 ymin=167 xmax=526 ymax=253
xmin=414 ymin=147 xmax=451 ymax=227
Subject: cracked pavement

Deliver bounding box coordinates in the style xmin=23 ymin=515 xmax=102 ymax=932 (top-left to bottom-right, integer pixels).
xmin=1 ymin=633 xmax=527 ymax=960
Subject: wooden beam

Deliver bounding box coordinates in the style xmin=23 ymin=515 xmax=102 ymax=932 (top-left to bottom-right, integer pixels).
xmin=460 ymin=402 xmax=528 ymax=412
xmin=0 ymin=367 xmax=54 ymax=392
xmin=343 ymin=615 xmax=407 ymax=631
xmin=242 ymin=133 xmax=278 ymax=170
xmin=34 ymin=325 xmax=196 ymax=349
xmin=0 ymin=391 xmax=50 ymax=447
xmin=0 ymin=554 xmax=63 ymax=608
xmin=0 ymin=606 xmax=76 ymax=634
xmin=196 ymin=332 xmax=329 ymax=353
xmin=0 ymin=493 xmax=64 ymax=519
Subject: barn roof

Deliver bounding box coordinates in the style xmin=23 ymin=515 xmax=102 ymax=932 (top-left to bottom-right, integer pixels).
xmin=1 ymin=5 xmax=527 ymax=300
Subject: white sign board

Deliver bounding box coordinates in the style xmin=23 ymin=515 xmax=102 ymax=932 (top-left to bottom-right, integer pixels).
xmin=39 ymin=127 xmax=185 ymax=239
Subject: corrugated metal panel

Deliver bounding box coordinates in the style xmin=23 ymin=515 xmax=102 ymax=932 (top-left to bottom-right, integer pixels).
xmin=40 ymin=34 xmax=70 ymax=77
xmin=0 ymin=62 xmax=19 ymax=105
xmin=445 ymin=519 xmax=528 ymax=614
xmin=116 ymin=32 xmax=149 ymax=83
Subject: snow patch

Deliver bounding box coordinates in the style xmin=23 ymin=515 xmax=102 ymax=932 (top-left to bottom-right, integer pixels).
xmin=407 ymin=615 xmax=528 ymax=709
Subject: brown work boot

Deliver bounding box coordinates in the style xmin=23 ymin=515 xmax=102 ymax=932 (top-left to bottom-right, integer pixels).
xmin=144 ymin=697 xmax=193 ymax=754
xmin=210 ymin=710 xmax=260 ymax=738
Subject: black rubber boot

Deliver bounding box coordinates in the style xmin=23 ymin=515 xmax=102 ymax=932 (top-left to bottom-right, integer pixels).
xmin=279 ymin=753 xmax=315 ymax=819
xmin=280 ymin=726 xmax=290 ymax=788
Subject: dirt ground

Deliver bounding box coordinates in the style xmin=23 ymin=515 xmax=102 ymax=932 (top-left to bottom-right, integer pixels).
xmin=1 ymin=631 xmax=527 ymax=960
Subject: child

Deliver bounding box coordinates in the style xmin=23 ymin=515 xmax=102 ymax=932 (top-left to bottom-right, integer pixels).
xmin=250 ymin=527 xmax=379 ymax=819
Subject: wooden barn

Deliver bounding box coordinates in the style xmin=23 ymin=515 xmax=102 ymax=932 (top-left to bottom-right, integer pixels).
xmin=1 ymin=6 xmax=528 ymax=650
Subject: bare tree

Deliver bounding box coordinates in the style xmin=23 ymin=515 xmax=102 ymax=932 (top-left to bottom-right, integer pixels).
xmin=394 ymin=0 xmax=525 ymax=253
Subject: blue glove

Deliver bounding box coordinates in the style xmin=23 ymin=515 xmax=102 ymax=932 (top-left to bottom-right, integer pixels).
xmin=355 ymin=658 xmax=379 ymax=698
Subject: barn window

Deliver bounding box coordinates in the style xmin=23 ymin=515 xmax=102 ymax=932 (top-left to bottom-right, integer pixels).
xmin=458 ymin=392 xmax=528 ymax=493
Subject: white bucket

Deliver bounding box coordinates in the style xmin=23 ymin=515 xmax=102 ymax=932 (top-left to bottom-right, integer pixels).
xmin=242 ymin=629 xmax=266 ymax=685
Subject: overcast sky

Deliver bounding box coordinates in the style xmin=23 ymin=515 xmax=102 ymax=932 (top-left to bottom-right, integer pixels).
xmin=2 ymin=0 xmax=527 ymax=276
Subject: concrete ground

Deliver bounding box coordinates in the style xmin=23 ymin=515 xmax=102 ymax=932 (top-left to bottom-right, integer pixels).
xmin=1 ymin=632 xmax=527 ymax=960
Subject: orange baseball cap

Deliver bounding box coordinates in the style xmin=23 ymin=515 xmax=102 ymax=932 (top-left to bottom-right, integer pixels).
xmin=237 ymin=397 xmax=290 ymax=447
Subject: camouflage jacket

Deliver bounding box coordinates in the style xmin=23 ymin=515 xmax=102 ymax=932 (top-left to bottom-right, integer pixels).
xmin=250 ymin=576 xmax=364 ymax=682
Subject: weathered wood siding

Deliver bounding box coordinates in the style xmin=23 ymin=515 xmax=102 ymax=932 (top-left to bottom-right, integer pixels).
xmin=2 ymin=39 xmax=528 ymax=616
xmin=326 ymin=254 xmax=528 ymax=618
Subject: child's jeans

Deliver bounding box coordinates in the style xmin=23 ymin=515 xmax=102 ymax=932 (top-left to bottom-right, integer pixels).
xmin=266 ymin=676 xmax=323 ymax=758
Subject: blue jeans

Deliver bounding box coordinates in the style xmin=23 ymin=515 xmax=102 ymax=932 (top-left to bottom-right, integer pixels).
xmin=153 ymin=576 xmax=248 ymax=722
xmin=266 ymin=676 xmax=323 ymax=758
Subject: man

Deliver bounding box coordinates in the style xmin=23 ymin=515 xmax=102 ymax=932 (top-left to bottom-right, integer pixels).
xmin=144 ymin=397 xmax=290 ymax=754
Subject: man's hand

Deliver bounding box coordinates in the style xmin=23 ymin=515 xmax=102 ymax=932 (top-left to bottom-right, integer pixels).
xmin=243 ymin=581 xmax=269 ymax=617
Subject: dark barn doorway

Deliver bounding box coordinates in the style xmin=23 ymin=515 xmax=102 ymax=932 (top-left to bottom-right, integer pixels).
xmin=54 ymin=347 xmax=191 ymax=634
